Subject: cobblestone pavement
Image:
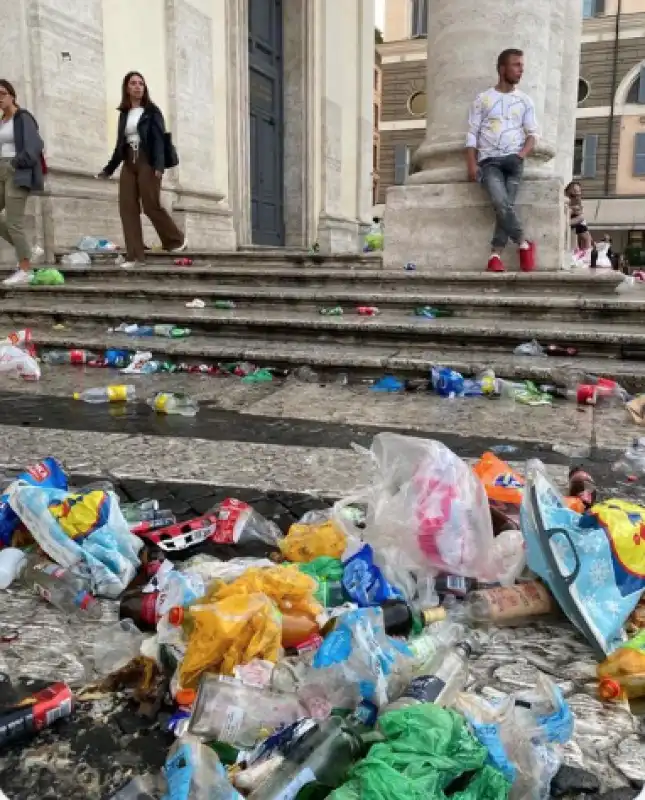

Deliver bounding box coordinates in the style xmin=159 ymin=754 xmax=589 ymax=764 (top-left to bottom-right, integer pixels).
xmin=0 ymin=374 xmax=643 ymax=799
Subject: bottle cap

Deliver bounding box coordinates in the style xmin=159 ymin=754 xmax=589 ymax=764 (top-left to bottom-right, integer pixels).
xmin=72 ymin=392 xmax=80 ymax=400
xmin=175 ymin=688 xmax=196 ymax=707
xmin=457 ymin=640 xmax=473 ymax=658
xmin=168 ymin=606 xmax=185 ymax=626
xmin=421 ymin=607 xmax=447 ymax=626
xmin=598 ymin=677 xmax=621 ymax=701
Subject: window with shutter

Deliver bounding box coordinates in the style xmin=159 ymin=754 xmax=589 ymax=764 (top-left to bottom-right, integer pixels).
xmin=411 ymin=0 xmax=428 ymax=37
xmin=394 ymin=144 xmax=410 ymax=185
xmin=634 ymin=133 xmax=645 ymax=177
xmin=581 ymin=134 xmax=599 ymax=179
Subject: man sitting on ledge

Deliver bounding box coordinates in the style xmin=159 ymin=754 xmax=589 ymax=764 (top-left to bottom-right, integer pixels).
xmin=465 ymin=48 xmax=538 ymax=273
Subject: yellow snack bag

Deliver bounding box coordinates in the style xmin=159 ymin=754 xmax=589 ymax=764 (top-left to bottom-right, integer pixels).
xmin=280 ymin=518 xmax=347 ymax=563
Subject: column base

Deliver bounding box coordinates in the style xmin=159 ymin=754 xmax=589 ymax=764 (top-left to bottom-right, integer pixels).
xmin=172 ymin=191 xmax=236 ymax=251
xmin=317 ymin=214 xmax=361 ymax=254
xmin=383 ymin=179 xmax=565 ymax=272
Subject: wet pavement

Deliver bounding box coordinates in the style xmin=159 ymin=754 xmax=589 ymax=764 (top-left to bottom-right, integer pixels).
xmin=1 ymin=373 xmax=645 ymax=798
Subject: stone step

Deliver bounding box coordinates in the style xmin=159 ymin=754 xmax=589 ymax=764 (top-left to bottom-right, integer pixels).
xmin=21 ymin=327 xmax=645 ymax=390
xmin=53 ymin=249 xmax=385 ymax=270
xmin=16 ymin=263 xmax=625 ymax=296
xmin=0 ymin=279 xmax=640 ymax=322
xmin=4 ymin=298 xmax=645 ymax=358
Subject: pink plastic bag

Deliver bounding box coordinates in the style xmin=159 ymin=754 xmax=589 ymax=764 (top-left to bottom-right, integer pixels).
xmin=334 ymin=433 xmax=523 ymax=583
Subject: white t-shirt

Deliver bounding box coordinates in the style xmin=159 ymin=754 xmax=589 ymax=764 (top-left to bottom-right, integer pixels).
xmin=0 ymin=117 xmax=16 ymax=158
xmin=466 ymin=88 xmax=539 ymax=162
xmin=125 ymin=107 xmax=144 ymax=148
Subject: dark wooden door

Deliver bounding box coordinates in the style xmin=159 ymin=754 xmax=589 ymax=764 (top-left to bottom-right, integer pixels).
xmin=248 ymin=0 xmax=284 ymax=245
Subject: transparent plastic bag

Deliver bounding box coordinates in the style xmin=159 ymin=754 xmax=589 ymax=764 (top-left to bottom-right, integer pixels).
xmin=457 ymin=673 xmax=572 ymax=800
xmin=61 ymin=251 xmax=91 ymax=265
xmin=162 ymin=734 xmax=242 ymax=799
xmin=93 ymin=619 xmax=144 ymax=676
xmin=333 ymin=433 xmax=503 ymax=582
xmin=0 ymin=344 xmax=40 ymax=381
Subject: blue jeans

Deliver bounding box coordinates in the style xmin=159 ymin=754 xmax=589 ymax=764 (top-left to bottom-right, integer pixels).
xmin=479 ymin=154 xmax=525 ymax=249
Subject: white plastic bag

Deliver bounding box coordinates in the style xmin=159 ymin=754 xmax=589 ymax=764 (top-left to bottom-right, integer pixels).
xmin=0 ymin=344 xmax=40 ymax=381
xmin=334 ymin=433 xmax=502 ymax=582
xmin=61 ymin=251 xmax=91 ymax=265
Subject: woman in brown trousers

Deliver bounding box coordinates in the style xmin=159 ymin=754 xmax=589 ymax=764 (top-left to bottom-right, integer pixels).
xmin=98 ymin=71 xmax=186 ymax=269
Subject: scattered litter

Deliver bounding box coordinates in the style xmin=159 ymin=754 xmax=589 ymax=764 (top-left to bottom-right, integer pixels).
xmin=0 ymin=428 xmax=641 ymax=798
xmin=147 ymin=391 xmax=199 ymax=416
xmin=73 ymin=384 xmax=136 ymax=403
xmin=185 ymin=298 xmax=205 ymax=309
xmin=319 ymin=306 xmax=344 ymax=316
xmin=30 ymin=268 xmax=65 ymax=286
xmin=42 ymin=349 xmax=98 ymax=365
xmin=363 ymin=219 xmax=384 ymax=252
xmin=404 ymin=261 xmax=417 ymax=271
xmin=627 ymin=395 xmax=645 ymax=425
xmin=0 ymin=344 xmax=40 ymax=381
xmin=356 ymin=306 xmax=379 ymax=316
xmin=514 ymin=339 xmax=545 ymax=357
xmin=60 ymin=251 xmax=91 ymax=266
xmin=241 ymin=368 xmax=274 ymax=383
xmin=213 ymin=299 xmax=236 ymax=309
xmin=76 ymin=236 xmax=117 ymax=252
xmin=490 ymin=444 xmax=519 ymax=455
xmin=414 ymin=306 xmax=454 ymax=318
xmin=174 ymin=257 xmax=193 ymax=266
xmin=370 ymin=374 xmax=404 ymax=392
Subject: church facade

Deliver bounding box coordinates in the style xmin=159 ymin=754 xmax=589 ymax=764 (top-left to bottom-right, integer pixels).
xmin=1 ymin=0 xmax=375 ymax=257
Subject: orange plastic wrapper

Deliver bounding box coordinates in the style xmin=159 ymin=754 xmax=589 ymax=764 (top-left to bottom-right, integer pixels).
xmin=472 ymin=452 xmax=584 ymax=516
xmin=178 ymin=592 xmax=282 ymax=688
xmin=205 ymin=565 xmax=323 ymax=619
xmin=279 ymin=517 xmax=347 ymax=563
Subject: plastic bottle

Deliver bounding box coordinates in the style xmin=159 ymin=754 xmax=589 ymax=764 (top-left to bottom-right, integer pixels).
xmin=281 ymin=613 xmax=321 ymax=650
xmin=19 ymin=555 xmax=102 ymax=621
xmin=0 ymin=682 xmax=73 ymax=748
xmin=567 ymin=466 xmax=597 ymax=509
xmin=213 ymin=300 xmax=236 ymax=309
xmin=153 ymin=324 xmax=191 ymax=338
xmin=42 ymin=349 xmax=98 ymax=365
xmin=614 ymin=438 xmax=645 ymax=476
xmin=119 ymin=588 xmax=161 ymax=631
xmin=247 ymin=716 xmax=364 ymax=800
xmin=380 ymin=600 xmax=446 ymax=637
xmin=73 ymin=385 xmax=136 ymax=403
xmin=0 ymin=547 xmax=27 ymax=589
xmin=381 ymin=640 xmax=472 ymax=714
xmin=597 ymin=630 xmax=645 ymax=703
xmin=147 ymin=391 xmax=199 ymax=416
xmin=356 ymin=306 xmax=379 ymax=316
xmin=457 ymin=582 xmax=557 ymax=626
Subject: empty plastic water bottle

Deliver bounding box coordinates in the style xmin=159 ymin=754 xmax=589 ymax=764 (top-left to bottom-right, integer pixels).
xmin=73 ymin=385 xmax=136 ymax=403
xmin=19 ymin=555 xmax=101 ymax=621
xmin=147 ymin=391 xmax=199 ymax=416
xmin=42 ymin=349 xmax=98 ymax=365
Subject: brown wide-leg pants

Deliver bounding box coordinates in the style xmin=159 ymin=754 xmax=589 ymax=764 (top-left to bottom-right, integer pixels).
xmin=119 ymin=148 xmax=184 ymax=262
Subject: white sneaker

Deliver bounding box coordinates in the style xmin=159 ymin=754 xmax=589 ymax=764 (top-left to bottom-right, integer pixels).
xmin=2 ymin=269 xmax=33 ymax=286
xmin=170 ymin=238 xmax=188 ymax=253
xmin=121 ymin=260 xmax=145 ymax=270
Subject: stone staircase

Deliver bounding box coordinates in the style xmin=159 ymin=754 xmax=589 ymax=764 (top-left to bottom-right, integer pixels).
xmin=1 ymin=250 xmax=644 ymax=389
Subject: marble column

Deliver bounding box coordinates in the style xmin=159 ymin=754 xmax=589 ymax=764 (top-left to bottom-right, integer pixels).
xmin=555 ymin=0 xmax=583 ymax=183
xmin=384 ymin=0 xmax=579 ymax=271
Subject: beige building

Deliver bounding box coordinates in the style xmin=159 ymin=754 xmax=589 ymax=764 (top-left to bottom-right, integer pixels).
xmin=0 ymin=0 xmax=375 ymax=259
xmin=377 ymin=0 xmax=645 ymax=257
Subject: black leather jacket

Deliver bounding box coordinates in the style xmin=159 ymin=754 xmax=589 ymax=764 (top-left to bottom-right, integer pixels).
xmin=102 ymin=103 xmax=166 ymax=176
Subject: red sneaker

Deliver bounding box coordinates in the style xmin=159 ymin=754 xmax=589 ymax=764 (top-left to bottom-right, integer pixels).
xmin=486 ymin=254 xmax=505 ymax=272
xmin=519 ymin=241 xmax=536 ymax=272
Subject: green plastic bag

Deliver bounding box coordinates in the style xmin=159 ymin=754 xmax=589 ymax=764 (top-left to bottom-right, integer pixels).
xmin=30 ymin=268 xmax=65 ymax=286
xmin=297 ymin=557 xmax=344 ymax=606
xmin=241 ymin=368 xmax=274 ymax=383
xmin=330 ymin=705 xmax=510 ymax=800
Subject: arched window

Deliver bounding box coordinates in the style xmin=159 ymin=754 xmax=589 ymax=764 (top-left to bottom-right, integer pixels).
xmin=627 ymin=67 xmax=645 ymax=105
xmin=411 ymin=0 xmax=428 ymax=38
